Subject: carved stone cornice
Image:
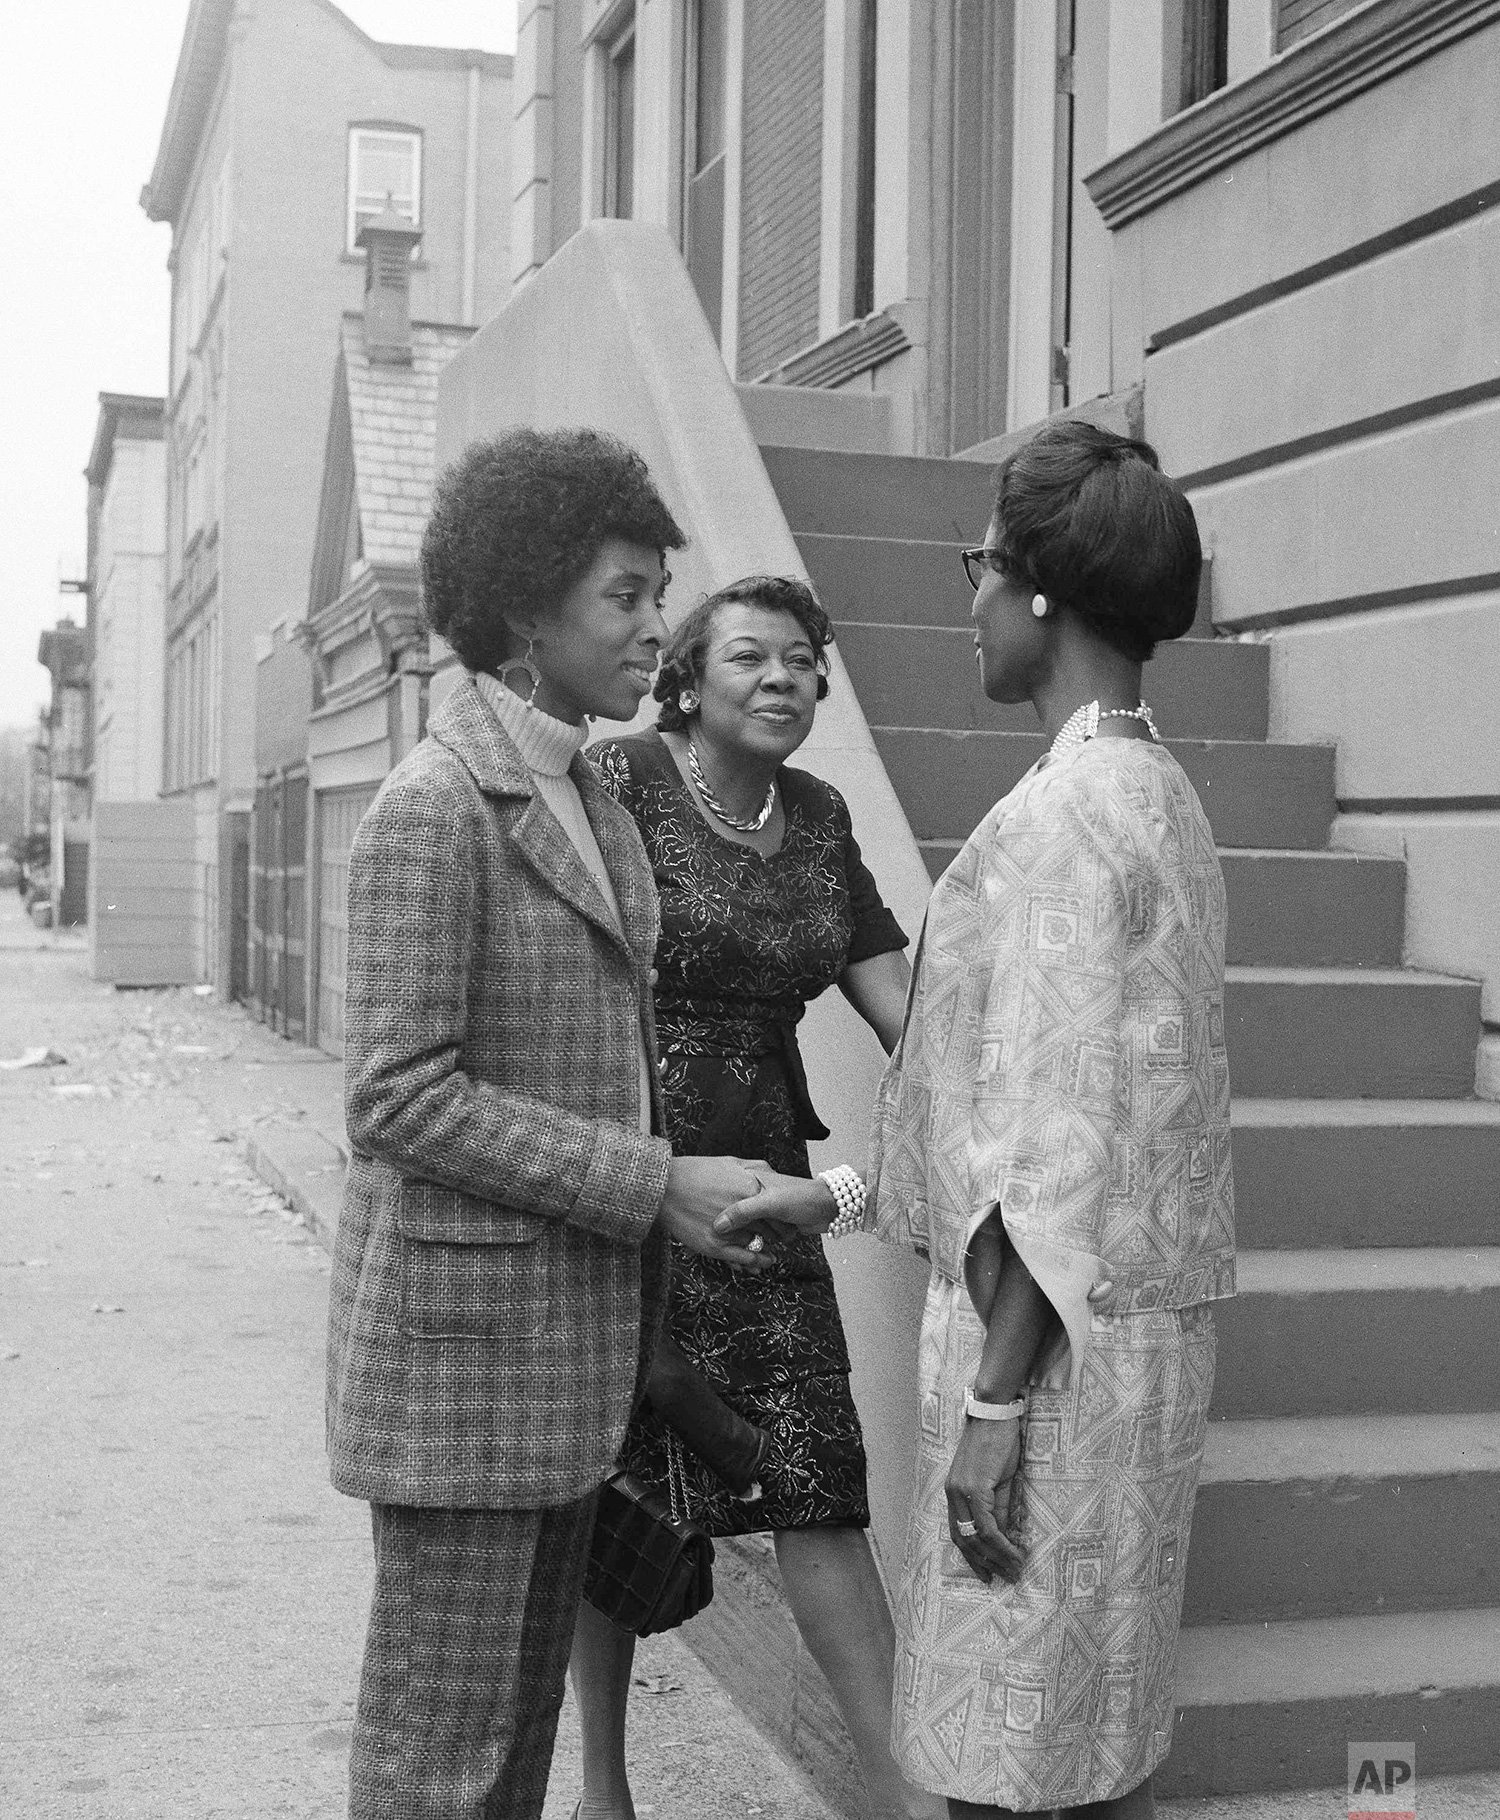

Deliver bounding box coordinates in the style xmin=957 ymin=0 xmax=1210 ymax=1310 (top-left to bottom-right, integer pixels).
xmin=306 ymin=560 xmax=426 ymax=707
xmin=762 ymin=311 xmax=913 ymax=390
xmin=1085 ymin=0 xmax=1500 ymax=231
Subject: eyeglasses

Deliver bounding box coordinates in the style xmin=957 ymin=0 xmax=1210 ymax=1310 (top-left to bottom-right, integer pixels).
xmin=960 ymin=546 xmax=1008 ymax=592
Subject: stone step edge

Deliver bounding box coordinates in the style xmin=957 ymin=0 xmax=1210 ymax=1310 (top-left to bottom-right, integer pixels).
xmin=1234 ymin=1245 xmax=1500 ymax=1294
xmin=1201 ymin=1409 xmax=1500 ymax=1485
xmin=1177 ymin=1603 xmax=1500 ymax=1705
xmin=1233 ymin=1096 xmax=1500 ymax=1126
xmin=1225 ymin=964 xmax=1478 ymax=989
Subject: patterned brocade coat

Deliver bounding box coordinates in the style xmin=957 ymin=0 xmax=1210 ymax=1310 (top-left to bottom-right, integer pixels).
xmin=868 ymin=738 xmax=1235 ymax=1808
xmin=325 ymin=680 xmax=672 ymax=1512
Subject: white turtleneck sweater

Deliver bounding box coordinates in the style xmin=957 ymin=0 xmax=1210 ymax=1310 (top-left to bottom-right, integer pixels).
xmin=472 ymin=671 xmax=652 ymax=1134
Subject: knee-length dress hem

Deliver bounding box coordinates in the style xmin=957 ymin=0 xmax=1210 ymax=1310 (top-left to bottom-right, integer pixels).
xmin=590 ymin=730 xmax=908 ymax=1539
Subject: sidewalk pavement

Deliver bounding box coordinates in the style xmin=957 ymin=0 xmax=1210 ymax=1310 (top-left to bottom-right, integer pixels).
xmin=0 ymin=899 xmax=830 ymax=1820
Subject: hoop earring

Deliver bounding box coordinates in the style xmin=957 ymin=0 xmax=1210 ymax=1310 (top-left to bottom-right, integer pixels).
xmin=678 ymin=689 xmax=700 ymax=715
xmin=1031 ymin=594 xmax=1049 ymax=620
xmin=497 ymin=637 xmax=541 ymax=708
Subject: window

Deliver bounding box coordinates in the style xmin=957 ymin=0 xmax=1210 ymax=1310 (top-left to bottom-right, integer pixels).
xmin=604 ymin=31 xmax=636 ymax=219
xmin=693 ymin=0 xmax=727 ymax=174
xmin=346 ymin=126 xmax=422 ymax=254
xmin=184 ymin=429 xmax=207 ymax=544
xmin=852 ymin=0 xmax=878 ymax=321
xmin=685 ymin=0 xmax=727 ymax=334
xmin=165 ymin=607 xmax=219 ymax=792
xmin=1167 ymin=0 xmax=1229 ymax=113
xmin=211 ymin=155 xmax=231 ymax=269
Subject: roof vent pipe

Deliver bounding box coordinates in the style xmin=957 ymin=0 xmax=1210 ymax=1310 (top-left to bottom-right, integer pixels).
xmin=356 ymin=202 xmax=422 ymax=365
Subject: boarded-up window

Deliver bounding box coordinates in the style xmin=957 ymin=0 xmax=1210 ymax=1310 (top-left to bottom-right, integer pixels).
xmin=1276 ymin=0 xmax=1365 ymax=51
xmin=737 ymin=0 xmax=824 ymax=379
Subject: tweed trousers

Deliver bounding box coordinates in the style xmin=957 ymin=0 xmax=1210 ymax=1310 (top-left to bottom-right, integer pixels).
xmin=349 ymin=1496 xmax=597 ymax=1820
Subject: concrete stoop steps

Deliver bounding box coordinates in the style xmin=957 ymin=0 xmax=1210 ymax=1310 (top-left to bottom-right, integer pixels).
xmin=1168 ymin=1606 xmax=1500 ymax=1797
xmin=1186 ymin=1412 xmax=1500 ymax=1624
xmin=734 ymin=440 xmax=1500 ymax=1797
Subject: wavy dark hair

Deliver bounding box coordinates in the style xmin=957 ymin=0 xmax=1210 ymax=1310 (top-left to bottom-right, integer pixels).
xmin=654 ymin=575 xmax=833 ymax=733
xmin=420 ymin=427 xmax=686 ymax=673
xmin=993 ymin=420 xmax=1201 ymax=663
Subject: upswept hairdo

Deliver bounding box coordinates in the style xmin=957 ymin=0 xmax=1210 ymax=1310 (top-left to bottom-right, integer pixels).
xmin=654 ymin=575 xmax=834 ymax=733
xmin=993 ymin=420 xmax=1201 ymax=663
xmin=420 ymin=427 xmax=686 ymax=674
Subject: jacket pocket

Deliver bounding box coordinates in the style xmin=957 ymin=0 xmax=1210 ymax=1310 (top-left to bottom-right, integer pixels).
xmin=395 ymin=1177 xmax=548 ymax=1245
xmin=398 ymin=1234 xmax=546 ymax=1341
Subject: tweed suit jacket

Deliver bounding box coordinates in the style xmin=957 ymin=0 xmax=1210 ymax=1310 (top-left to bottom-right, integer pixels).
xmin=325 ymin=677 xmax=673 ymax=1509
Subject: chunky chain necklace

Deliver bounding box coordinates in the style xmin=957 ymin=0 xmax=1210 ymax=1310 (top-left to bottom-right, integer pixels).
xmin=687 ymin=740 xmax=777 ymax=832
xmin=1051 ymin=699 xmax=1160 ymax=754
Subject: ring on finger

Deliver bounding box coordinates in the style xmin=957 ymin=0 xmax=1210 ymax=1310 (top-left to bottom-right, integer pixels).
xmin=747 ymin=1234 xmax=765 ymax=1254
xmin=955 ymin=1518 xmax=978 ymax=1538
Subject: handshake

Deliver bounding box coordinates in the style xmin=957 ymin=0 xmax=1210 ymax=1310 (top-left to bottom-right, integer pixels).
xmin=657 ymin=1155 xmax=843 ymax=1268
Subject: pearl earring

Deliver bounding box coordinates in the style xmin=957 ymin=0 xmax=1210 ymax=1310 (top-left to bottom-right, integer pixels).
xmin=678 ymin=689 xmax=700 ymax=714
xmin=1031 ymin=594 xmax=1049 ymax=619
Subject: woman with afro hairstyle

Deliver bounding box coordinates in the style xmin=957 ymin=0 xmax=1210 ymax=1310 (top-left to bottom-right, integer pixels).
xmin=577 ymin=575 xmax=945 ymax=1820
xmin=326 ymin=427 xmax=776 ymax=1820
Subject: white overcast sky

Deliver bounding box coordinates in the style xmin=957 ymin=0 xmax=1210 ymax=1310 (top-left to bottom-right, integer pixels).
xmin=1 ymin=1 xmax=518 ymax=732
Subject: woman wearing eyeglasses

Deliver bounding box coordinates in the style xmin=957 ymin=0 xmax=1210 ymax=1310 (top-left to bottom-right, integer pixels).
xmin=722 ymin=422 xmax=1236 ymax=1817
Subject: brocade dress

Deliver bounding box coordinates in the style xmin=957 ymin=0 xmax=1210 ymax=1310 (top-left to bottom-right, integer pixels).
xmin=590 ymin=729 xmax=908 ymax=1536
xmin=868 ymin=738 xmax=1236 ymax=1809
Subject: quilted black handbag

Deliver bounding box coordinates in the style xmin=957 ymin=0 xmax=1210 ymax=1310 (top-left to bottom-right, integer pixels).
xmin=583 ymin=1432 xmax=715 ymax=1636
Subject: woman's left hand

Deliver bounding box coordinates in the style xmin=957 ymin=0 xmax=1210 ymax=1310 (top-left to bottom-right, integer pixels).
xmin=714 ymin=1170 xmax=837 ymax=1238
xmin=945 ymin=1418 xmax=1026 ymax=1585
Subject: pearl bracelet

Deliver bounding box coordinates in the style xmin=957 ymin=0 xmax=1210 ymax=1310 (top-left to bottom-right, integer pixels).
xmin=817 ymin=1164 xmax=867 ymax=1238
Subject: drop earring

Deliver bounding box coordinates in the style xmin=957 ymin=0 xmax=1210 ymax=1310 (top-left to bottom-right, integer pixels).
xmin=497 ymin=636 xmax=542 ymax=708
xmin=678 ymin=689 xmax=700 ymax=715
xmin=1031 ymin=594 xmax=1049 ymax=619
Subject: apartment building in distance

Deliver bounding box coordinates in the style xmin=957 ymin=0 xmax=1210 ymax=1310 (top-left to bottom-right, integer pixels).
xmin=141 ymin=0 xmax=512 ymax=991
xmin=86 ymin=394 xmax=167 ymax=809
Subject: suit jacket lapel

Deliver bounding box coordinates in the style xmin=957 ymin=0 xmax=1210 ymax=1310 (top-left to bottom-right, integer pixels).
xmin=576 ymin=756 xmax=658 ymax=966
xmin=508 ymin=792 xmax=634 ymax=956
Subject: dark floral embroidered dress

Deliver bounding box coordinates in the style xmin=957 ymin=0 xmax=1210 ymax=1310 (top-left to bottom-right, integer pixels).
xmin=590 ymin=729 xmax=908 ymax=1535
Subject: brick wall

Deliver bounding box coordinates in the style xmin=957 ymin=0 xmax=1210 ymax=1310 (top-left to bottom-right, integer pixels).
xmin=736 ymin=0 xmax=823 ymax=380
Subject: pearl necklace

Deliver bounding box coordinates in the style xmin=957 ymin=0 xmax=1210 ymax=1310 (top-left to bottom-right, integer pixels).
xmin=1051 ymin=699 xmax=1161 ymax=753
xmin=687 ymin=740 xmax=777 ymax=832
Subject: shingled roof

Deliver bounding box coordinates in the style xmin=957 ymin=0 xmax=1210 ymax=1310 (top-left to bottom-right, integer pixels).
xmin=342 ymin=314 xmax=473 ymax=568
xmin=306 ymin=314 xmax=473 ymax=622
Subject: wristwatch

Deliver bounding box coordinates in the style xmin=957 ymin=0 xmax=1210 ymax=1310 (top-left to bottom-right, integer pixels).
xmin=964 ymin=1387 xmax=1027 ymax=1422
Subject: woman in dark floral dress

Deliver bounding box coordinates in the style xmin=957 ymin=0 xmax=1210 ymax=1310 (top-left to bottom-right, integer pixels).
xmin=570 ymin=577 xmax=943 ymax=1820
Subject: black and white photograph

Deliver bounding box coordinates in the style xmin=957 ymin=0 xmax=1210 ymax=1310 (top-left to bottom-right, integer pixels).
xmin=2 ymin=1 xmax=1497 ymax=1816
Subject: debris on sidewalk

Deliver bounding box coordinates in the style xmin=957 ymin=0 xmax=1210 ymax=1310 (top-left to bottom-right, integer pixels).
xmin=633 ymin=1673 xmax=684 ymax=1696
xmin=0 ymin=1046 xmax=67 ymax=1070
xmin=91 ymin=1303 xmax=126 ymax=1315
